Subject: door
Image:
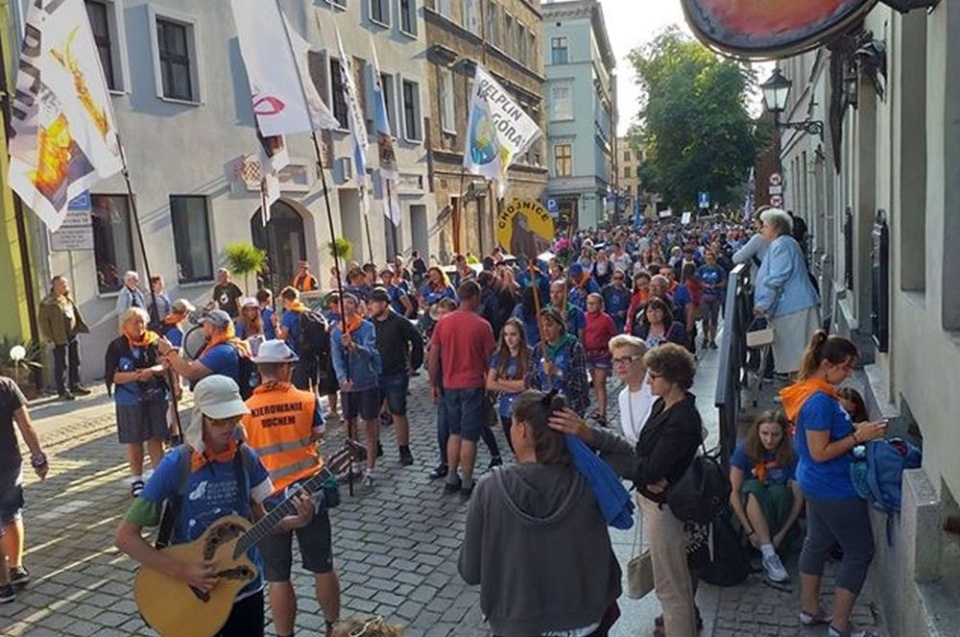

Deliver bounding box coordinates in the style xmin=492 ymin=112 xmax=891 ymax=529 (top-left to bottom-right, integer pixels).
xmin=250 ymin=201 xmax=306 ymax=293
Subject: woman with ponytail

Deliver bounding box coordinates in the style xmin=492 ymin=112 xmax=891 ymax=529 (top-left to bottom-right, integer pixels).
xmin=779 ymin=331 xmax=888 ymax=637
xmin=458 ymin=390 xmax=621 ymax=637
xmin=105 ymin=307 xmax=169 ymax=497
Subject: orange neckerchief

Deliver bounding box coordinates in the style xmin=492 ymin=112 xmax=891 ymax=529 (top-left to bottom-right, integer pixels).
xmin=199 ymin=323 xmax=251 ymax=358
xmin=342 ymin=313 xmax=362 ymax=335
xmin=779 ymin=378 xmax=840 ymax=426
xmin=124 ymin=328 xmax=159 ymax=351
xmin=288 ymin=300 xmax=308 ymax=313
xmin=190 ymin=439 xmax=239 ymax=472
xmin=161 ymin=314 xmax=181 ymax=329
xmin=753 ymin=459 xmax=781 ymax=485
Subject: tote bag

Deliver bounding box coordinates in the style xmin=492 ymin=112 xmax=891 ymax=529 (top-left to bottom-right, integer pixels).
xmin=626 ymin=511 xmax=655 ymax=599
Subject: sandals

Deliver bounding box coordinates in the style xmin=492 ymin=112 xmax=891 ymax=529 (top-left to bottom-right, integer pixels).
xmin=799 ymin=609 xmax=833 ymax=626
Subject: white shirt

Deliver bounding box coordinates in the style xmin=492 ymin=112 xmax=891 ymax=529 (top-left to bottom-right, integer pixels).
xmin=618 ymin=376 xmax=655 ymax=444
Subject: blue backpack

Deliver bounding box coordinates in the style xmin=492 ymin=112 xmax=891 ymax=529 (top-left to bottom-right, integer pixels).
xmin=850 ymin=438 xmax=922 ymax=543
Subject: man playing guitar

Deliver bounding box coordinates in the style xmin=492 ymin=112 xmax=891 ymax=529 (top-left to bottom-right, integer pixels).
xmin=115 ymin=375 xmax=314 ymax=637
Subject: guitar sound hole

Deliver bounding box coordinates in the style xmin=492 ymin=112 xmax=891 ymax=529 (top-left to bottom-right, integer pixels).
xmin=203 ymin=522 xmax=247 ymax=560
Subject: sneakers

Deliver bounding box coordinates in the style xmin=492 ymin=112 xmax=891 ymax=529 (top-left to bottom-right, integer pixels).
xmin=762 ymin=553 xmax=790 ymax=583
xmin=800 ymin=609 xmax=833 ymax=627
xmin=443 ymin=477 xmax=462 ymax=494
xmin=9 ymin=567 xmax=30 ymax=589
xmin=0 ymin=584 xmax=14 ymax=604
xmin=57 ymin=391 xmax=75 ymax=402
xmin=360 ymin=472 xmax=375 ymax=494
xmin=398 ymin=446 xmax=414 ymax=466
xmin=70 ymin=385 xmax=92 ymax=396
xmin=131 ymin=480 xmax=145 ymax=498
xmin=428 ymin=464 xmax=448 ymax=480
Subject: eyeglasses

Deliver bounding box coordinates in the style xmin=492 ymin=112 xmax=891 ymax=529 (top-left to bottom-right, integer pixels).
xmin=612 ymin=355 xmax=641 ymax=366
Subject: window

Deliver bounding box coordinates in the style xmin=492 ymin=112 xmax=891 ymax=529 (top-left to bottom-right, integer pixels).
xmin=380 ymin=73 xmax=396 ymax=132
xmin=486 ymin=1 xmax=499 ymax=48
xmin=550 ymin=85 xmax=572 ymax=120
xmin=527 ymin=32 xmax=536 ymax=68
xmin=439 ymin=68 xmax=456 ymax=133
xmin=436 ymin=0 xmax=453 ymax=20
xmin=623 ymin=166 xmax=630 ymax=179
xmin=170 ymin=196 xmax=213 ymax=284
xmin=462 ymin=0 xmax=479 ymax=33
xmin=85 ymin=0 xmax=117 ymax=90
xmin=402 ymin=79 xmax=422 ymax=141
xmin=330 ymin=58 xmax=349 ymax=129
xmin=551 ymin=36 xmax=568 ymax=65
xmin=91 ymin=194 xmax=134 ymax=294
xmin=400 ymin=0 xmax=416 ymax=34
xmin=370 ymin=0 xmax=389 ymax=25
xmin=505 ymin=14 xmax=515 ymax=56
xmin=517 ymin=24 xmax=527 ymax=64
xmin=623 ymin=150 xmax=631 ymax=162
xmin=554 ymin=144 xmax=572 ymax=177
xmin=156 ymin=18 xmax=194 ymax=101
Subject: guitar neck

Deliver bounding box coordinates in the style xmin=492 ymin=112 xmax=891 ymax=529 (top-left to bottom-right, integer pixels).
xmin=232 ymin=470 xmax=327 ymax=558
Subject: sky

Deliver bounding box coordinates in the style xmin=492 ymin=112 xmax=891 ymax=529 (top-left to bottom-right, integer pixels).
xmin=598 ymin=0 xmax=771 ymax=136
xmin=601 ymin=0 xmax=690 ymax=136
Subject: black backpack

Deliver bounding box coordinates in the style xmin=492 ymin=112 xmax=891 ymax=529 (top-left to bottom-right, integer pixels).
xmin=298 ymin=309 xmax=330 ymax=361
xmin=665 ymin=446 xmax=731 ymax=524
xmin=237 ymin=350 xmax=259 ymax=400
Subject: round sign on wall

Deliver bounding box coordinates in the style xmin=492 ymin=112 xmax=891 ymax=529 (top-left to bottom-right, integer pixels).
xmin=769 ymin=173 xmax=783 ymax=187
xmin=770 ymin=194 xmax=784 ymax=207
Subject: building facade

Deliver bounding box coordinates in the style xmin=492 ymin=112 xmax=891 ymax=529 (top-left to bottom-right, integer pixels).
xmin=423 ymin=0 xmax=548 ymax=260
xmin=541 ymin=0 xmax=615 ymax=230
xmin=773 ymin=3 xmax=959 ymax=633
xmin=7 ymin=0 xmax=437 ymax=384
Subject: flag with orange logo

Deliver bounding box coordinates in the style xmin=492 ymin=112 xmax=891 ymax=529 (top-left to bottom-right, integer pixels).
xmin=8 ymin=0 xmax=123 ymax=231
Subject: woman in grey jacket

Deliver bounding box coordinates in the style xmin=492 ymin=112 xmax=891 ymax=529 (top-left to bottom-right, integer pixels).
xmin=458 ymin=391 xmax=621 ymax=637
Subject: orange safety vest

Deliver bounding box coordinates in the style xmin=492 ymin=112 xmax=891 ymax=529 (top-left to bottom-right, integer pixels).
xmin=293 ymin=273 xmax=318 ymax=292
xmin=242 ymin=382 xmax=324 ymax=493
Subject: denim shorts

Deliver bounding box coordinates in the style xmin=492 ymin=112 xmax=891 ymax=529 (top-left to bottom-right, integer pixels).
xmin=379 ymin=374 xmax=410 ymax=416
xmin=0 ymin=469 xmax=24 ymax=524
xmin=442 ymin=387 xmax=486 ymax=442
xmin=342 ymin=387 xmax=382 ymax=421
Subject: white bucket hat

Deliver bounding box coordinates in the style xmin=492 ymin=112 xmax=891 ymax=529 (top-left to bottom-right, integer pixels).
xmin=251 ymin=339 xmax=299 ymax=364
xmin=185 ymin=375 xmax=250 ymax=452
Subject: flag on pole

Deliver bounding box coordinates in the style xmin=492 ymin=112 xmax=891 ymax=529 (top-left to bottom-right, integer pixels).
xmin=743 ymin=167 xmax=755 ymax=221
xmin=464 ymin=65 xmax=541 ymax=199
xmin=7 ymin=0 xmax=122 ymax=231
xmin=257 ymin=128 xmax=289 ymax=225
xmin=369 ymin=37 xmax=398 ymax=180
xmin=335 ymin=26 xmax=369 ymax=186
xmin=230 ymin=0 xmax=339 ymax=137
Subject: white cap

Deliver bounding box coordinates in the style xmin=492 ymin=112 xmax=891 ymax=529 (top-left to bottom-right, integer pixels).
xmin=251 ymin=339 xmax=299 ymax=364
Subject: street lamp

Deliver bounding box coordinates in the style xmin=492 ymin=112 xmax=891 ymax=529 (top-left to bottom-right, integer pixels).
xmin=760 ymin=68 xmax=824 ymax=139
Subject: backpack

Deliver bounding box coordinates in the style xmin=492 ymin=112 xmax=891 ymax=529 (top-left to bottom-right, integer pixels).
xmin=695 ymin=510 xmax=751 ymax=587
xmin=665 ymin=446 xmax=732 ymax=525
xmin=297 ymin=309 xmax=330 ymax=361
xmin=851 ymin=437 xmax=922 ymax=514
xmin=236 ymin=351 xmax=259 ymax=400
xmin=156 ymin=443 xmax=257 ymax=549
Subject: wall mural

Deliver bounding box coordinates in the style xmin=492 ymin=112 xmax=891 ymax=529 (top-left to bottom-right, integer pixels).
xmin=680 ymin=0 xmax=879 ymax=57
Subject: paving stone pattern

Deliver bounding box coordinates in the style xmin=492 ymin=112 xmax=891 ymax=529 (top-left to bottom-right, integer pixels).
xmin=0 ymin=357 xmax=884 ymax=637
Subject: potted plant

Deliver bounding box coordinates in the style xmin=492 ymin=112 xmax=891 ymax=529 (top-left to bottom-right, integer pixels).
xmin=0 ymin=337 xmax=43 ymax=400
xmin=223 ymin=242 xmax=268 ymax=294
xmin=328 ymin=237 xmax=352 ymax=264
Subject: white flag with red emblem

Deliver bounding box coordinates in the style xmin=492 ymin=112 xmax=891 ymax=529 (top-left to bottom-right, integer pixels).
xmin=230 ymin=0 xmax=339 ymax=136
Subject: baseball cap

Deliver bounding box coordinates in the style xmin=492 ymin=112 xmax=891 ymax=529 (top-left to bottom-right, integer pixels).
xmin=368 ymin=287 xmax=390 ymax=303
xmin=172 ymin=298 xmax=196 ymax=314
xmin=200 ymin=309 xmax=231 ymax=328
xmin=569 ymin=263 xmax=583 ymax=276
xmin=193 ymin=375 xmax=250 ymax=420
xmin=241 ymin=297 xmax=259 ymax=308
xmin=251 ymin=339 xmax=299 ymax=364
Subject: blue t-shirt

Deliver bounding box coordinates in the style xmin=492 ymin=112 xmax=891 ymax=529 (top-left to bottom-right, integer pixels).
xmin=731 ymin=442 xmax=796 ymax=486
xmin=114 ymin=344 xmax=166 ymax=407
xmin=198 ymin=343 xmax=240 ymax=385
xmin=280 ymin=310 xmax=300 ymax=353
xmin=165 ymin=326 xmax=184 ymax=349
xmin=602 ymin=286 xmax=632 ymax=333
xmin=673 ymin=285 xmax=692 ymax=310
xmin=261 ymin=307 xmax=277 ymax=340
xmin=421 ymin=284 xmax=456 ymax=307
xmin=387 ymin=283 xmax=410 ymax=315
xmin=489 ymin=349 xmax=529 ymax=418
xmin=512 ymin=305 xmax=541 ymax=347
xmin=140 ymin=447 xmax=272 ymax=598
xmin=794 ymin=391 xmax=858 ymax=500
xmin=697 ymin=265 xmax=726 ymax=294
xmin=550 ymin=304 xmax=585 ymax=338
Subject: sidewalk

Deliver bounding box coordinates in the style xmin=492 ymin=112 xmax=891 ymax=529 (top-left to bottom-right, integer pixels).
xmin=0 ymin=346 xmax=884 ymax=637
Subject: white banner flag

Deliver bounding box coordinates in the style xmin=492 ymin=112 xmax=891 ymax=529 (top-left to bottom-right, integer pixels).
xmin=464 ymin=65 xmax=541 ymax=198
xmin=8 ymin=0 xmax=122 ymax=231
xmin=335 ymin=26 xmax=368 ymax=184
xmin=231 ymin=0 xmax=339 ymax=137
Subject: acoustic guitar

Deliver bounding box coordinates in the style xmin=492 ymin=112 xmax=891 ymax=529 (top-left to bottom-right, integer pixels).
xmin=133 ymin=441 xmax=361 ymax=637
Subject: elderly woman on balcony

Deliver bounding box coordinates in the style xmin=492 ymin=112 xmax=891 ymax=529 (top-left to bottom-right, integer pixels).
xmin=754 ymin=208 xmax=820 ymax=377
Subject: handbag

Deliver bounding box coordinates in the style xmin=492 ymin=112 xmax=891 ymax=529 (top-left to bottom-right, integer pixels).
xmin=665 ymin=444 xmax=731 ymax=525
xmin=746 ymin=316 xmax=775 ymax=348
xmin=626 ymin=510 xmax=655 ymax=599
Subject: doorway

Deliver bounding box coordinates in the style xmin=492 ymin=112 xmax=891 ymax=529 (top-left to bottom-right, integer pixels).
xmin=410 ymin=204 xmax=428 ymax=259
xmin=250 ymin=200 xmax=306 ymax=293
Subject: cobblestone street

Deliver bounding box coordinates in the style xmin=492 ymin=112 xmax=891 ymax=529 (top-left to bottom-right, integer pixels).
xmin=0 ymin=346 xmax=883 ymax=636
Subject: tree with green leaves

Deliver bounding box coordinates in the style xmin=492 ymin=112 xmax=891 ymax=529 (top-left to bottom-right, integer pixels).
xmin=628 ymin=27 xmax=765 ymax=211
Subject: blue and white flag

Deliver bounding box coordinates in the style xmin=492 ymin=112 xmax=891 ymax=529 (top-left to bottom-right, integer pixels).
xmin=369 ymin=37 xmax=401 ymax=228
xmin=335 ymin=26 xmax=370 ymax=216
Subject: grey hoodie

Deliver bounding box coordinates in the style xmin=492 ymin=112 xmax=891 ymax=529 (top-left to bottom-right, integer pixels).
xmin=459 ymin=463 xmax=622 ymax=637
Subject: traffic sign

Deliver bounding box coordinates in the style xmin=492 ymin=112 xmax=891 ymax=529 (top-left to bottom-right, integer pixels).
xmin=769 ymin=173 xmax=782 ymax=187
xmin=698 ymin=192 xmax=710 ymax=209
xmin=546 ymin=198 xmax=558 ymax=213
xmin=769 ymin=185 xmax=783 ymax=195
xmin=770 ymin=194 xmax=783 ymax=207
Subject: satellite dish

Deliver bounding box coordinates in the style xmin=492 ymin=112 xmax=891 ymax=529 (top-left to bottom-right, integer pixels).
xmin=9 ymin=345 xmax=26 ymax=362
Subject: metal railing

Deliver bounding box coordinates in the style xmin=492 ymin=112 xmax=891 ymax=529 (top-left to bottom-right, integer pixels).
xmin=714 ymin=264 xmax=755 ymax=469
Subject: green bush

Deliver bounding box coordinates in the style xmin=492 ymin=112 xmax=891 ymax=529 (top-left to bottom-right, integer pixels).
xmin=328 ymin=237 xmax=352 ymax=261
xmin=224 ymin=242 xmax=268 ymax=276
